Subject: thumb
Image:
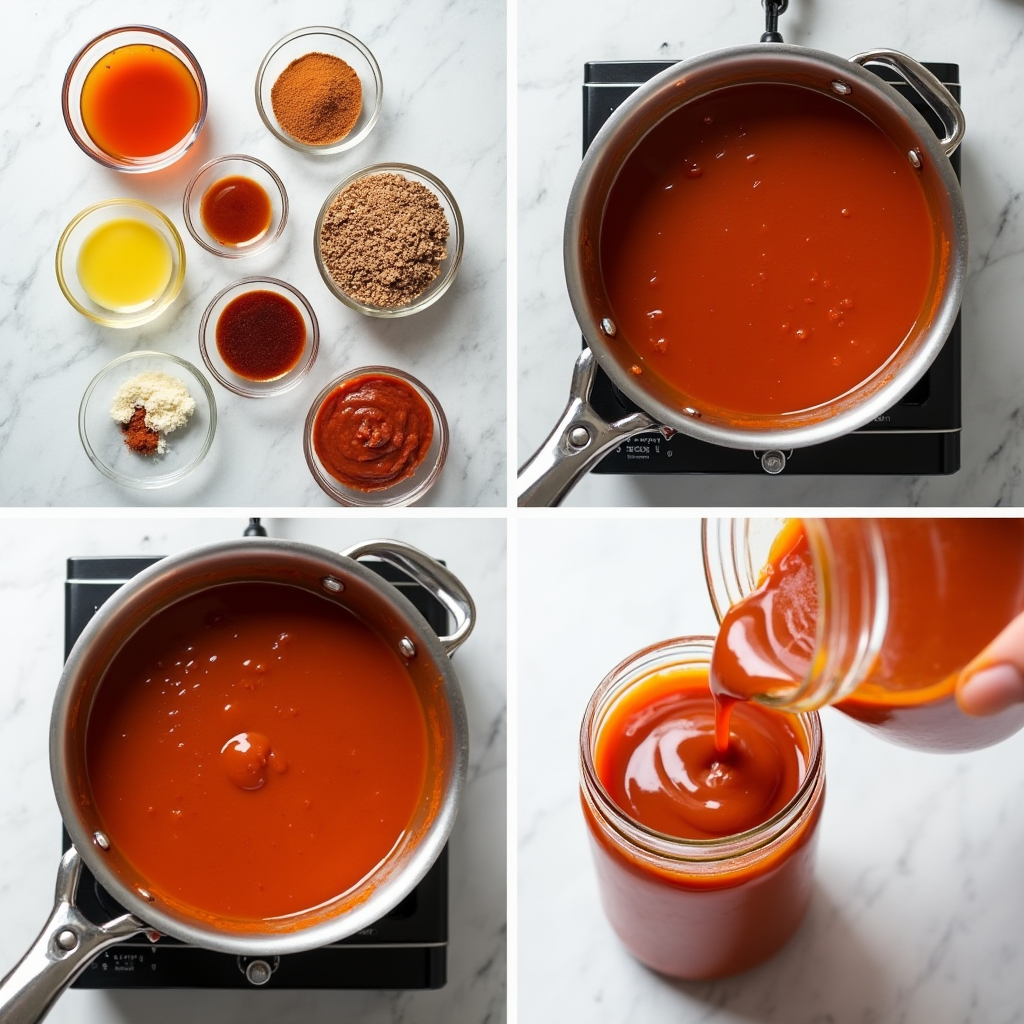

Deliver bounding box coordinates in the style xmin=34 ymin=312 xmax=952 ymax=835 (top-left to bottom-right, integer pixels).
xmin=956 ymin=610 xmax=1024 ymax=716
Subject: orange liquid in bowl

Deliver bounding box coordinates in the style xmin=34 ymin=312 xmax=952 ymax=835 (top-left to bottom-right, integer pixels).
xmin=81 ymin=43 xmax=202 ymax=160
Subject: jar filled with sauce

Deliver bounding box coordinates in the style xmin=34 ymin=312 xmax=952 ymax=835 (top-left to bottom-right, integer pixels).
xmin=580 ymin=637 xmax=825 ymax=979
xmin=703 ymin=518 xmax=1024 ymax=752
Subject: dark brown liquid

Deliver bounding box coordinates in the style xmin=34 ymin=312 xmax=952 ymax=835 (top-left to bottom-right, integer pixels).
xmin=215 ymin=290 xmax=305 ymax=382
xmin=200 ymin=176 xmax=273 ymax=246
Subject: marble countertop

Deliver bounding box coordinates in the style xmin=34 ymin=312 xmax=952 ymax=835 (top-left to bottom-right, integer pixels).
xmin=0 ymin=0 xmax=506 ymax=507
xmin=518 ymin=517 xmax=1024 ymax=1023
xmin=0 ymin=516 xmax=506 ymax=1024
xmin=517 ymin=0 xmax=1024 ymax=506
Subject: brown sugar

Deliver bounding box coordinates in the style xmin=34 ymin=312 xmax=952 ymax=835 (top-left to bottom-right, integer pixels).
xmin=319 ymin=173 xmax=450 ymax=308
xmin=270 ymin=52 xmax=362 ymax=146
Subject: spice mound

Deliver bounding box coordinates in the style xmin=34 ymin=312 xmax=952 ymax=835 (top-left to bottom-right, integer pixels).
xmin=271 ymin=52 xmax=362 ymax=146
xmin=319 ymin=173 xmax=450 ymax=308
xmin=110 ymin=372 xmax=196 ymax=455
xmin=312 ymin=374 xmax=434 ymax=491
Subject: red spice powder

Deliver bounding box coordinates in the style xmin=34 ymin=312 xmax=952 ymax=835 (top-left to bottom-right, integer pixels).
xmin=121 ymin=406 xmax=160 ymax=455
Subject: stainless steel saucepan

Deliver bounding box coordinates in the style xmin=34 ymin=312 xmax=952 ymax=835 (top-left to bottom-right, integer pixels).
xmin=518 ymin=42 xmax=967 ymax=506
xmin=0 ymin=537 xmax=475 ymax=1024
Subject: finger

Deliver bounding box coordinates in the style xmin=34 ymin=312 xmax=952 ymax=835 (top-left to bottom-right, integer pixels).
xmin=956 ymin=611 xmax=1024 ymax=717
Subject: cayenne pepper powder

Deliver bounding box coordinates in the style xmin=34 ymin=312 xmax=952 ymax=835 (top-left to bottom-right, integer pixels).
xmin=121 ymin=406 xmax=161 ymax=455
xmin=270 ymin=52 xmax=362 ymax=146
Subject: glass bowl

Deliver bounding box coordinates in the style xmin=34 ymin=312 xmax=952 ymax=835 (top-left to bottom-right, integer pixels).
xmin=314 ymin=163 xmax=464 ymax=318
xmin=304 ymin=366 xmax=448 ymax=506
xmin=255 ymin=26 xmax=382 ymax=155
xmin=62 ymin=25 xmax=208 ymax=172
xmin=79 ymin=351 xmax=217 ymax=489
xmin=183 ymin=155 xmax=288 ymax=257
xmin=56 ymin=199 xmax=186 ymax=329
xmin=198 ymin=277 xmax=319 ymax=398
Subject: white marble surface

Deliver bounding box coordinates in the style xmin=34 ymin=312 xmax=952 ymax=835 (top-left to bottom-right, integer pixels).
xmin=0 ymin=0 xmax=506 ymax=507
xmin=0 ymin=516 xmax=506 ymax=1023
xmin=518 ymin=517 xmax=1024 ymax=1023
xmin=517 ymin=0 xmax=1024 ymax=506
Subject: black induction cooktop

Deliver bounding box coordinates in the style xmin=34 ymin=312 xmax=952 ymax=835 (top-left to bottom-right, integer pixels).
xmin=583 ymin=59 xmax=961 ymax=476
xmin=63 ymin=552 xmax=449 ymax=990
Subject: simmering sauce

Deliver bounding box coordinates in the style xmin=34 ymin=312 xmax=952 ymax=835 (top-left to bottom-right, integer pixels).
xmin=86 ymin=582 xmax=427 ymax=925
xmin=215 ymin=290 xmax=306 ymax=382
xmin=711 ymin=519 xmax=1024 ymax=750
xmin=601 ymin=84 xmax=936 ymax=416
xmin=200 ymin=176 xmax=273 ymax=247
xmin=81 ymin=44 xmax=201 ymax=160
xmin=584 ymin=661 xmax=821 ymax=978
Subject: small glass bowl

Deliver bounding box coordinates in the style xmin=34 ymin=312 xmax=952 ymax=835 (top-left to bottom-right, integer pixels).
xmin=183 ymin=155 xmax=288 ymax=258
xmin=314 ymin=163 xmax=464 ymax=318
xmin=304 ymin=366 xmax=448 ymax=506
xmin=56 ymin=199 xmax=186 ymax=329
xmin=255 ymin=26 xmax=383 ymax=155
xmin=79 ymin=351 xmax=217 ymax=489
xmin=198 ymin=277 xmax=319 ymax=398
xmin=62 ymin=25 xmax=208 ymax=172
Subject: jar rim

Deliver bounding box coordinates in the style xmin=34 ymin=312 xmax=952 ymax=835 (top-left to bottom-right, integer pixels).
xmin=579 ymin=635 xmax=824 ymax=866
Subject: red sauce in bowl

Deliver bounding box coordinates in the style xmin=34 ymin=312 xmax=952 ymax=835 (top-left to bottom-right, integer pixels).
xmin=312 ymin=374 xmax=434 ymax=491
xmin=86 ymin=582 xmax=428 ymax=925
xmin=601 ymin=83 xmax=937 ymax=416
xmin=215 ymin=290 xmax=306 ymax=381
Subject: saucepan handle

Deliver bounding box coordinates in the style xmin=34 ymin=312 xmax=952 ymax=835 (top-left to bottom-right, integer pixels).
xmin=342 ymin=539 xmax=476 ymax=656
xmin=517 ymin=346 xmax=658 ymax=507
xmin=0 ymin=846 xmax=145 ymax=1024
xmin=850 ymin=49 xmax=965 ymax=155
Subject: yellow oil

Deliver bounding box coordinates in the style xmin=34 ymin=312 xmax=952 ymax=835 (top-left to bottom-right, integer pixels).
xmin=77 ymin=218 xmax=173 ymax=312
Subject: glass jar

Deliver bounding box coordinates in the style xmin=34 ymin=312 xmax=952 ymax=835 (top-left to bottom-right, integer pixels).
xmin=702 ymin=517 xmax=1024 ymax=752
xmin=579 ymin=637 xmax=825 ymax=980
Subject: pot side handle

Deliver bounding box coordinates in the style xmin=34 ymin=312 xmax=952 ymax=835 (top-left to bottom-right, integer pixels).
xmin=850 ymin=49 xmax=965 ymax=156
xmin=342 ymin=539 xmax=477 ymax=657
xmin=517 ymin=347 xmax=657 ymax=507
xmin=0 ymin=847 xmax=145 ymax=1024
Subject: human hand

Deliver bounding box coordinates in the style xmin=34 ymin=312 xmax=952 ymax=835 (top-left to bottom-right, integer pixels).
xmin=957 ymin=610 xmax=1024 ymax=716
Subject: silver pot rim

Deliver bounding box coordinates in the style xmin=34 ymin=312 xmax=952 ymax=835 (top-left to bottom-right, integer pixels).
xmin=563 ymin=42 xmax=968 ymax=450
xmin=49 ymin=536 xmax=470 ymax=956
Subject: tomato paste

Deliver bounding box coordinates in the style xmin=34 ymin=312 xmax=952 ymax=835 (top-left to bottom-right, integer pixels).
xmin=312 ymin=374 xmax=433 ymax=491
